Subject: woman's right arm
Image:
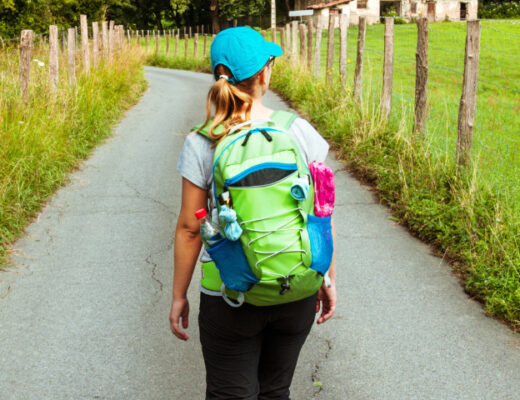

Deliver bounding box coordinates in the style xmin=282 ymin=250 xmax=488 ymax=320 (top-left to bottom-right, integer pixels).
xmin=169 ymin=177 xmax=208 ymax=341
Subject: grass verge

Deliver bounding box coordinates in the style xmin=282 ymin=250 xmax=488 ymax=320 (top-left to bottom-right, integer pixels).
xmin=147 ymin=52 xmax=520 ymax=332
xmin=0 ymin=47 xmax=147 ymax=267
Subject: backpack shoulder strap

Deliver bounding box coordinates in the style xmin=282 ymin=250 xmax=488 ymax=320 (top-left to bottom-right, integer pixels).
xmin=270 ymin=110 xmax=298 ymax=131
xmin=194 ymin=112 xmax=297 ymax=141
xmin=193 ymin=121 xmax=221 ymax=142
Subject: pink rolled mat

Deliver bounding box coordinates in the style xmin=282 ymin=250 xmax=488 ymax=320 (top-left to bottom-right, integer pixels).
xmin=309 ymin=162 xmax=335 ymax=217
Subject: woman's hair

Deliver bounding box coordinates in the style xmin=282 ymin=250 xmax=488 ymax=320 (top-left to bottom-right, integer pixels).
xmin=197 ymin=61 xmax=271 ymax=142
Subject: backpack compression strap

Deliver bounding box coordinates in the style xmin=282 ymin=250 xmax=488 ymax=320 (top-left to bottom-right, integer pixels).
xmin=194 ymin=111 xmax=298 ymax=141
xmin=270 ymin=110 xmax=298 ymax=131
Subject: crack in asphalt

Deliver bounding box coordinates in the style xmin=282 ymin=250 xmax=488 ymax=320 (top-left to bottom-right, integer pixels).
xmin=146 ymin=253 xmax=164 ymax=299
xmin=123 ymin=180 xmax=175 ymax=216
xmin=311 ymin=337 xmax=332 ymax=397
xmin=144 ymin=238 xmax=174 ymax=304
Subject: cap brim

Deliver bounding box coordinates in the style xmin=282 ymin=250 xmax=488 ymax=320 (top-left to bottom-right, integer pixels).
xmin=266 ymin=41 xmax=283 ymax=57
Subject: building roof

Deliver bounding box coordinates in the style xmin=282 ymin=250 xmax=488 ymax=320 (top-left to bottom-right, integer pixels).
xmin=307 ymin=0 xmax=352 ymax=9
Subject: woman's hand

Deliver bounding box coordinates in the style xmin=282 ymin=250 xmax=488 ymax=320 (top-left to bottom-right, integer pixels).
xmin=170 ymin=297 xmax=190 ymax=341
xmin=316 ymin=280 xmax=336 ymax=324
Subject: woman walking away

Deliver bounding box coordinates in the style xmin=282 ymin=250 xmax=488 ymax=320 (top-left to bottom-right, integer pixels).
xmin=170 ymin=26 xmax=336 ymax=400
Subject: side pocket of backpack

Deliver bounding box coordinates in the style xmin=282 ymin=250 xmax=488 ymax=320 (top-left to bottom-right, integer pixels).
xmin=307 ymin=214 xmax=334 ymax=275
xmin=206 ymin=238 xmax=260 ymax=293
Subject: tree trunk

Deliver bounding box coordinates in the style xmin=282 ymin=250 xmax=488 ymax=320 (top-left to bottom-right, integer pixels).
xmin=284 ymin=0 xmax=291 ymax=18
xmin=210 ymin=0 xmax=220 ymax=34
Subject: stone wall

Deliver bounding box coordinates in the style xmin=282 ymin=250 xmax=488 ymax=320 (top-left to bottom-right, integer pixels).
xmin=413 ymin=0 xmax=478 ymax=22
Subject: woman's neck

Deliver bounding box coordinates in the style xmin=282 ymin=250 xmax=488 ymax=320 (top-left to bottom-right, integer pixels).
xmin=249 ymin=97 xmax=274 ymax=120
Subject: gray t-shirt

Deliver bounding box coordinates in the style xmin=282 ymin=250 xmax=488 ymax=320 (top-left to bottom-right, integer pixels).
xmin=177 ymin=117 xmax=329 ymax=192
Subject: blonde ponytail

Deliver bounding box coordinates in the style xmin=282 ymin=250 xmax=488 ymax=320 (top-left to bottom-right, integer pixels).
xmin=197 ymin=65 xmax=261 ymax=142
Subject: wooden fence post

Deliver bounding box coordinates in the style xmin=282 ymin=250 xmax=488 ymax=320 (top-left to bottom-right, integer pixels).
xmin=155 ymin=32 xmax=159 ymax=55
xmin=204 ymin=34 xmax=208 ymax=58
xmin=60 ymin=30 xmax=66 ymax=53
xmin=299 ymin=24 xmax=306 ymax=66
xmin=184 ymin=34 xmax=189 ymax=58
xmin=189 ymin=26 xmax=192 ymax=38
xmin=80 ymin=15 xmax=90 ymax=74
xmin=326 ymin=14 xmax=336 ymax=85
xmin=92 ymin=22 xmax=99 ymax=66
xmin=102 ymin=21 xmax=108 ymax=60
xmin=381 ymin=17 xmax=394 ymax=118
xmin=414 ymin=17 xmax=429 ymax=134
xmin=353 ymin=17 xmax=367 ymax=101
xmin=291 ymin=21 xmax=298 ymax=65
xmin=166 ymin=32 xmax=170 ymax=56
xmin=456 ymin=20 xmax=481 ymax=167
xmin=314 ymin=16 xmax=323 ymax=79
xmin=307 ymin=19 xmax=314 ymax=70
xmin=280 ymin=28 xmax=286 ymax=53
xmin=49 ymin=25 xmax=59 ymax=93
xmin=285 ymin=23 xmax=291 ymax=57
xmin=194 ymin=33 xmax=199 ymax=58
xmin=119 ymin=26 xmax=124 ymax=50
xmin=19 ymin=30 xmax=33 ymax=102
xmin=108 ymin=26 xmax=114 ymax=60
xmin=127 ymin=29 xmax=131 ymax=45
xmin=175 ymin=34 xmax=179 ymax=57
xmin=146 ymin=30 xmax=149 ymax=47
xmin=67 ymin=28 xmax=76 ymax=87
xmin=339 ymin=13 xmax=349 ymax=86
xmin=137 ymin=31 xmax=141 ymax=47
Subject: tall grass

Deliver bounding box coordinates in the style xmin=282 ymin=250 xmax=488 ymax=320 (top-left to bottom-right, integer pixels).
xmin=0 ymin=44 xmax=147 ymax=266
xmin=146 ymin=23 xmax=520 ymax=330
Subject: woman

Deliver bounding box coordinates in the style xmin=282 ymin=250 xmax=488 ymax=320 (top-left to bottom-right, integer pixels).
xmin=170 ymin=26 xmax=336 ymax=400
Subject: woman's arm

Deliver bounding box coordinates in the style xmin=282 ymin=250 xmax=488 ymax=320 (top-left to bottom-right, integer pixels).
xmin=169 ymin=178 xmax=208 ymax=341
xmin=316 ymin=218 xmax=337 ymax=324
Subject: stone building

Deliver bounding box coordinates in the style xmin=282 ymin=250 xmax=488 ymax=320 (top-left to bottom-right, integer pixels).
xmin=301 ymin=0 xmax=478 ymax=27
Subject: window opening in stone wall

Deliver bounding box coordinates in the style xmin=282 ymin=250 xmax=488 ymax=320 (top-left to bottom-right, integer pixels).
xmin=460 ymin=2 xmax=467 ymax=20
xmin=357 ymin=0 xmax=368 ymax=9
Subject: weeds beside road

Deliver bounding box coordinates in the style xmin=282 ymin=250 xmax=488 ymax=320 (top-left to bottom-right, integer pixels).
xmin=0 ymin=46 xmax=147 ymax=266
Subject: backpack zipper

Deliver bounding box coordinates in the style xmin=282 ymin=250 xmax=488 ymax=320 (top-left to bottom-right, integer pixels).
xmin=225 ymin=162 xmax=297 ymax=187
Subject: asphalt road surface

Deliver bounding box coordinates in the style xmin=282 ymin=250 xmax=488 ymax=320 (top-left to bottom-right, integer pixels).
xmin=1 ymin=67 xmax=519 ymax=400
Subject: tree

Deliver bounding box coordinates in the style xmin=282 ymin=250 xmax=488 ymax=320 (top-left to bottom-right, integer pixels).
xmin=210 ymin=0 xmax=220 ymax=33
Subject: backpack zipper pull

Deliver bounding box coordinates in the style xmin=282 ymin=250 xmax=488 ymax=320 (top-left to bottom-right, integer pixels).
xmin=260 ymin=129 xmax=273 ymax=142
xmin=279 ymin=275 xmax=295 ymax=295
xmin=241 ymin=130 xmax=255 ymax=146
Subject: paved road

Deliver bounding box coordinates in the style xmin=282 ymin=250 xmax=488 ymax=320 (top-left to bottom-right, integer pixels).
xmin=1 ymin=67 xmax=519 ymax=400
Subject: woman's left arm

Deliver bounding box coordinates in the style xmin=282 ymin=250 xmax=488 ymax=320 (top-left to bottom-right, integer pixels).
xmin=169 ymin=178 xmax=208 ymax=341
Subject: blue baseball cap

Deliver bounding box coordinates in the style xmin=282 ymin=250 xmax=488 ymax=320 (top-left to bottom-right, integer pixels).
xmin=211 ymin=27 xmax=283 ymax=84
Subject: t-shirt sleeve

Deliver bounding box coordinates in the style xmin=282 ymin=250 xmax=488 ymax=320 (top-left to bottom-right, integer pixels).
xmin=176 ymin=133 xmax=214 ymax=190
xmin=289 ymin=118 xmax=329 ymax=164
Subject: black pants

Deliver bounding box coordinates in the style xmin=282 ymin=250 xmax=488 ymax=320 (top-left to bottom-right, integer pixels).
xmin=198 ymin=292 xmax=317 ymax=400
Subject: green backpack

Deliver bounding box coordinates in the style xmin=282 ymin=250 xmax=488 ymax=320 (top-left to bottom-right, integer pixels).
xmin=196 ymin=111 xmax=333 ymax=307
